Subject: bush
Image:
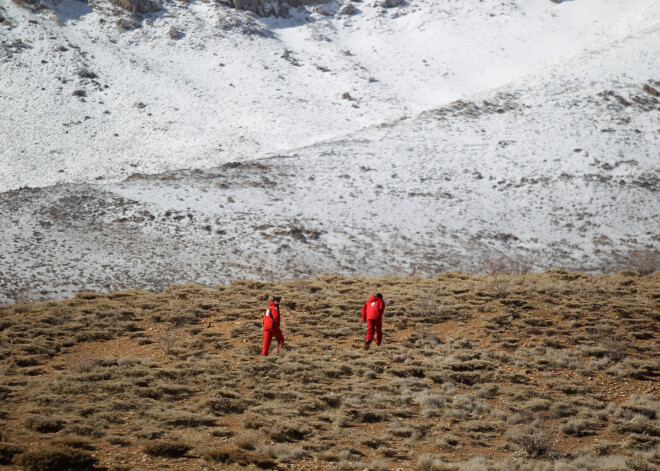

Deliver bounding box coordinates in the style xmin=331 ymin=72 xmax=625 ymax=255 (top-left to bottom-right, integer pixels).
xmin=507 ymin=422 xmax=557 ymax=457
xmin=627 ymin=249 xmax=659 ymax=275
xmin=143 ymin=441 xmax=191 ymax=457
xmin=416 ymin=454 xmax=459 ymax=471
xmin=205 ymin=447 xmax=277 ymax=469
xmin=13 ymin=446 xmax=97 ymax=471
xmin=235 ymin=431 xmax=260 ymax=450
xmin=24 ymin=416 xmax=64 ymax=433
xmin=268 ymin=422 xmax=312 ymax=442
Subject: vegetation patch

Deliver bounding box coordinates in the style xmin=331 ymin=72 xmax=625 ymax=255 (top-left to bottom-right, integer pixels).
xmin=0 ymin=272 xmax=658 ymax=470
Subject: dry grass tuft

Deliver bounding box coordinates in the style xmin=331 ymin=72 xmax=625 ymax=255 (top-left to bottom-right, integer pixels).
xmin=12 ymin=446 xmax=97 ymax=471
xmin=143 ymin=441 xmax=192 ymax=457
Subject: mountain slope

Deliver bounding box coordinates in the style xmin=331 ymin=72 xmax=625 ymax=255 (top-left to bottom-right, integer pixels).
xmin=0 ymin=0 xmax=659 ymax=302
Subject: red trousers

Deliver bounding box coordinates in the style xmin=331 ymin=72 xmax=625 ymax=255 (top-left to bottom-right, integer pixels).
xmin=365 ymin=318 xmax=382 ymax=344
xmin=262 ymin=326 xmax=284 ymax=355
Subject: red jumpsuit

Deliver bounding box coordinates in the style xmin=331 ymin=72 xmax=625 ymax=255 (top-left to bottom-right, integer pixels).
xmin=362 ymin=295 xmax=385 ymax=345
xmin=262 ymin=301 xmax=284 ymax=355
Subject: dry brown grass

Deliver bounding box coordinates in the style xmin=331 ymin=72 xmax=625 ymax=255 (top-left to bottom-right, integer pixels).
xmin=0 ymin=272 xmax=658 ymax=470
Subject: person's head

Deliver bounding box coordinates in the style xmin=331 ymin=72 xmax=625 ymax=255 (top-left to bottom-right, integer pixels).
xmin=271 ymin=296 xmax=281 ymax=304
xmin=376 ymin=293 xmax=383 ymax=299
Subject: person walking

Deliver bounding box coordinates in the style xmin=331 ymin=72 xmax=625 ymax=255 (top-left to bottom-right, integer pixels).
xmin=361 ymin=293 xmax=385 ymax=350
xmin=262 ymin=296 xmax=284 ymax=356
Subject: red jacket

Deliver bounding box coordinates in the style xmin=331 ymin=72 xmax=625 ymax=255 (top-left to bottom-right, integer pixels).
xmin=362 ymin=296 xmax=385 ymax=321
xmin=263 ymin=302 xmax=280 ymax=330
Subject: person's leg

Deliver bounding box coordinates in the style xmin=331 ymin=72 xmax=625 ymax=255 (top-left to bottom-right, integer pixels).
xmin=273 ymin=326 xmax=284 ymax=354
xmin=262 ymin=329 xmax=272 ymax=355
xmin=365 ymin=319 xmax=375 ymax=349
xmin=375 ymin=318 xmax=383 ymax=345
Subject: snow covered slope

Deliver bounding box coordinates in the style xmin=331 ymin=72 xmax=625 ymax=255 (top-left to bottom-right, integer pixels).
xmin=1 ymin=0 xmax=659 ymax=302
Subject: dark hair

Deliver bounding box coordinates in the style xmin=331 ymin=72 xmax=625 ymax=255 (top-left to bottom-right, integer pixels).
xmin=376 ymin=293 xmax=383 ymax=299
xmin=272 ymin=296 xmax=281 ymax=302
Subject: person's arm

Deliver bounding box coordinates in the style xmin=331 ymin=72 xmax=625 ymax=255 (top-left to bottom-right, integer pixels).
xmin=379 ymin=299 xmax=385 ymax=317
xmin=272 ymin=306 xmax=281 ymax=327
xmin=361 ymin=302 xmax=367 ymax=322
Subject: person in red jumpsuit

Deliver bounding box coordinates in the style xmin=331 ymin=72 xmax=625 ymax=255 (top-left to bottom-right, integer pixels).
xmin=361 ymin=293 xmax=385 ymax=350
xmin=262 ymin=296 xmax=284 ymax=356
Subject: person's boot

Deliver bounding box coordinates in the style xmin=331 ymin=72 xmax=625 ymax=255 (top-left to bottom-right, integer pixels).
xmin=364 ymin=340 xmax=370 ymax=350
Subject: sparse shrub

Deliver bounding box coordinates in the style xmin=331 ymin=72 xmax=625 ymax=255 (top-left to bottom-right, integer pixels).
xmin=268 ymin=421 xmax=312 ymax=442
xmin=76 ymin=68 xmax=97 ymax=79
xmin=416 ymin=454 xmax=459 ymax=471
xmin=106 ymin=435 xmax=131 ymax=446
xmin=205 ymin=447 xmax=276 ymax=469
xmin=509 ymin=250 xmax=538 ymax=274
xmin=206 ymin=395 xmax=249 ymax=415
xmin=480 ymin=250 xmax=508 ymax=274
xmin=168 ymin=26 xmax=180 ymax=39
xmin=490 ymin=275 xmax=511 ymax=297
xmin=627 ymin=249 xmax=659 ymax=275
xmin=235 ymin=431 xmax=260 ymax=450
xmin=368 ymin=459 xmax=390 ymax=471
xmin=506 ymin=421 xmax=557 ymax=457
xmin=13 ymin=446 xmax=97 ymax=471
xmin=611 ymin=416 xmax=660 ymax=437
xmin=24 ymin=416 xmax=65 ymax=433
xmin=50 ymin=437 xmax=94 ymax=450
xmin=560 ymin=418 xmax=598 ymax=436
xmin=600 ymin=331 xmax=627 ymax=361
xmin=67 ymin=351 xmax=96 ymax=374
xmin=156 ymin=326 xmax=179 ymax=353
xmin=160 ymin=410 xmax=216 ymax=428
xmin=143 ymin=441 xmax=191 ymax=457
xmin=261 ymin=444 xmax=307 ymax=463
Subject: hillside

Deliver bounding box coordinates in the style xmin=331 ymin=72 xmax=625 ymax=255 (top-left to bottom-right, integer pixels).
xmin=1 ymin=272 xmax=658 ymax=470
xmin=1 ymin=0 xmax=659 ymax=303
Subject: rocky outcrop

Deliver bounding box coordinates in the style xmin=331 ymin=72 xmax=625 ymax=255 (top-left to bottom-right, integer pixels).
xmin=376 ymin=0 xmax=405 ymax=8
xmin=110 ymin=0 xmax=161 ymax=15
xmin=222 ymin=0 xmax=327 ymax=18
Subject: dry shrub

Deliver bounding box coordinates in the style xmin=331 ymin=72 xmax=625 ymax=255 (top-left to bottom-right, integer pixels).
xmin=560 ymin=418 xmax=599 ymax=436
xmin=205 ymin=447 xmax=276 ymax=469
xmin=235 ymin=431 xmax=260 ymax=450
xmin=486 ymin=275 xmax=510 ymax=297
xmin=509 ymin=250 xmax=538 ymax=274
xmin=156 ymin=326 xmax=179 ymax=353
xmin=160 ymin=410 xmax=216 ymax=428
xmin=13 ymin=446 xmax=97 ymax=471
xmin=24 ymin=416 xmax=65 ymax=433
xmin=261 ymin=443 xmax=307 ymax=463
xmin=50 ymin=437 xmax=95 ymax=450
xmin=143 ymin=441 xmax=191 ymax=457
xmin=67 ymin=351 xmax=96 ymax=374
xmin=206 ymin=395 xmax=249 ymax=415
xmin=611 ymin=416 xmax=660 ymax=437
xmin=600 ymin=331 xmax=627 ymax=361
xmin=507 ymin=421 xmax=557 ymax=457
xmin=480 ymin=250 xmax=508 ymax=274
xmin=627 ymin=249 xmax=659 ymax=276
xmin=416 ymin=454 xmax=459 ymax=471
xmin=267 ymin=421 xmax=312 ymax=442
